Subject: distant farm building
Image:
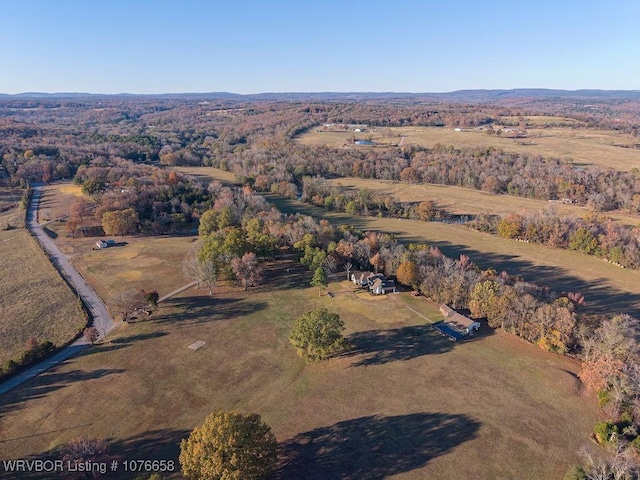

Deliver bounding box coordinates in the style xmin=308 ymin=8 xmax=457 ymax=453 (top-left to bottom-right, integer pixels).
xmin=95 ymin=239 xmax=116 ymax=249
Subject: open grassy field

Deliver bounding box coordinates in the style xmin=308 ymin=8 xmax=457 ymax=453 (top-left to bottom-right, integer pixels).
xmin=296 ymin=125 xmax=640 ymax=172
xmin=36 ymin=182 xmax=85 ymax=223
xmin=177 ymin=165 xmax=237 ymax=184
xmin=38 ymin=182 xmax=197 ymax=309
xmin=500 ymin=115 xmax=585 ymax=127
xmin=0 ymin=222 xmax=86 ymax=365
xmin=174 ymin=165 xmax=640 ymax=317
xmin=58 ymin=235 xmax=198 ymax=305
xmin=0 ymin=276 xmax=600 ymax=479
xmin=0 ymin=186 xmax=21 ymax=212
xmin=325 ymin=176 xmax=640 ymax=226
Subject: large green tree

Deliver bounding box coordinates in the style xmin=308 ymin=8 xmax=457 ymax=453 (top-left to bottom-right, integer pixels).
xmin=289 ymin=308 xmax=348 ymax=362
xmin=179 ymin=411 xmax=277 ymax=480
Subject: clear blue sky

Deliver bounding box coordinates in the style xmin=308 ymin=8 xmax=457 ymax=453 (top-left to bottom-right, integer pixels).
xmin=1 ymin=0 xmax=638 ymax=94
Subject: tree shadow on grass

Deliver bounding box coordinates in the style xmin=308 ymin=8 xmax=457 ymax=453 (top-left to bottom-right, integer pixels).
xmin=0 ymin=368 xmax=125 ymax=417
xmin=80 ymin=331 xmax=169 ymax=356
xmin=405 ymin=238 xmax=640 ymax=318
xmin=152 ymin=296 xmax=268 ymax=326
xmin=276 ymin=412 xmax=481 ymax=480
xmin=106 ymin=428 xmax=191 ymax=478
xmin=342 ymin=325 xmax=454 ymax=367
xmin=260 ymin=256 xmax=311 ymax=292
xmin=0 ymin=428 xmax=190 ymax=480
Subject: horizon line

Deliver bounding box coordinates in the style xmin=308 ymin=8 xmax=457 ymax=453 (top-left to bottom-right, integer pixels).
xmin=2 ymin=87 xmax=640 ymax=97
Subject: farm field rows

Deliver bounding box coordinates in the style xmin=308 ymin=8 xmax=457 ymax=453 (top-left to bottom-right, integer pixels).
xmin=0 ymin=278 xmax=600 ymax=479
xmin=296 ymin=124 xmax=640 ymax=172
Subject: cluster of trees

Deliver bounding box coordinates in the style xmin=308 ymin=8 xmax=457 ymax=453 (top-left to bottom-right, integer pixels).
xmin=1 ymin=337 xmax=56 ymax=380
xmin=300 ymin=176 xmax=446 ymax=222
xmin=72 ymin=160 xmax=213 ymax=236
xmin=480 ymin=210 xmax=640 ymax=269
xmin=568 ymin=314 xmax=640 ymax=478
xmin=110 ymin=289 xmax=159 ymax=322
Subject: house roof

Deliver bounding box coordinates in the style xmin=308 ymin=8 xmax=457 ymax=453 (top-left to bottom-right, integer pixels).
xmin=353 ymin=271 xmax=374 ymax=281
xmin=439 ymin=304 xmax=479 ymax=330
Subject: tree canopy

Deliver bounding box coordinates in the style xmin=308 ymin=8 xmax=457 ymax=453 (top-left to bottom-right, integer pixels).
xmin=179 ymin=410 xmax=277 ymax=480
xmin=289 ymin=308 xmax=348 ymax=362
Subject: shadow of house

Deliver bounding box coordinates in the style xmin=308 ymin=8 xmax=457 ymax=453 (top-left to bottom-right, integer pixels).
xmin=276 ymin=412 xmax=481 ymax=480
xmin=343 ymin=325 xmax=453 ymax=367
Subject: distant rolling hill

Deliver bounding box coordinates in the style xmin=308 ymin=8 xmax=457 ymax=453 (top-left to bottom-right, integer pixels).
xmin=1 ymin=89 xmax=640 ymax=102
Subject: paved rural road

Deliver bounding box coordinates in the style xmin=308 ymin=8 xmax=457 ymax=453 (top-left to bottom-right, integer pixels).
xmin=0 ymin=185 xmax=117 ymax=396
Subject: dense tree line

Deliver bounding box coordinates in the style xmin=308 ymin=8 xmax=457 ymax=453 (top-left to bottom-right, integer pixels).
xmin=486 ymin=210 xmax=640 ymax=268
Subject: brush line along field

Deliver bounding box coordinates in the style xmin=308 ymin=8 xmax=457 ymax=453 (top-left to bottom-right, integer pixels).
xmin=322 ymin=176 xmax=640 ymax=226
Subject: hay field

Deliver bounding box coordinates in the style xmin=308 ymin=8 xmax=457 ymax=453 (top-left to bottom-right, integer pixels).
xmin=296 ymin=125 xmax=640 ymax=171
xmin=0 ymin=279 xmax=599 ymax=479
xmin=325 ymin=176 xmax=640 ymax=226
xmin=0 ymin=226 xmax=86 ymax=365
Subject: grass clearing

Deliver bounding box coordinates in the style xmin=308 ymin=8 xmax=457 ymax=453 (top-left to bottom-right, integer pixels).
xmin=39 ymin=182 xmax=198 ymax=309
xmin=57 ymin=184 xmax=84 ymax=197
xmin=57 ymin=235 xmax=197 ymax=307
xmin=0 ymin=279 xmax=600 ymax=479
xmin=0 ymin=186 xmax=21 ymax=212
xmin=0 ymin=225 xmax=86 ymax=365
xmin=296 ymin=125 xmax=640 ymax=172
xmin=325 ymin=176 xmax=640 ymax=226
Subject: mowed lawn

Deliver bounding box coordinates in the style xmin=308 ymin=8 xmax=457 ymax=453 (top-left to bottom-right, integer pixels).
xmin=0 ymin=226 xmax=86 ymax=365
xmin=296 ymin=125 xmax=640 ymax=172
xmin=0 ymin=278 xmax=599 ymax=479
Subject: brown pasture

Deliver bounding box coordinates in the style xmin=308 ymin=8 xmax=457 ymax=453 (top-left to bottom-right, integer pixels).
xmin=0 ymin=278 xmax=600 ymax=479
xmin=324 ymin=176 xmax=640 ymax=226
xmin=0 ymin=224 xmax=86 ymax=365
